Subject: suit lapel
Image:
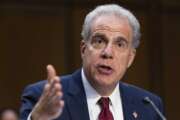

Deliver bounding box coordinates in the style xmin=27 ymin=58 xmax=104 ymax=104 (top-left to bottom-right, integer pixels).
xmin=66 ymin=70 xmax=90 ymax=120
xmin=64 ymin=70 xmax=147 ymax=120
xmin=120 ymin=82 xmax=142 ymax=120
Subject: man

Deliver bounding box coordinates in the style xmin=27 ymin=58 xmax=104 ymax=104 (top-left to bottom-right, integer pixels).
xmin=20 ymin=4 xmax=165 ymax=120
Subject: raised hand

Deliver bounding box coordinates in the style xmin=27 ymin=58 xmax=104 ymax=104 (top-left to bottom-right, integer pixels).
xmin=31 ymin=65 xmax=64 ymax=120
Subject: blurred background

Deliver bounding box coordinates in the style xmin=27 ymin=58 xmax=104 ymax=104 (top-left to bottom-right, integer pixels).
xmin=0 ymin=0 xmax=180 ymax=119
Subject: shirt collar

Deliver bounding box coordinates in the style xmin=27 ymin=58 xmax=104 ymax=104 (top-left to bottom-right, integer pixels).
xmin=81 ymin=68 xmax=101 ymax=105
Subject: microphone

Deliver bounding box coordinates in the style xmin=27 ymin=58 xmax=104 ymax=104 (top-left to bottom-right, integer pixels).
xmin=143 ymin=97 xmax=166 ymax=120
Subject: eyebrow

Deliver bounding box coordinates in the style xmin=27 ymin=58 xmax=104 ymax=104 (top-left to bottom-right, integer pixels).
xmin=92 ymin=32 xmax=106 ymax=38
xmin=92 ymin=32 xmax=129 ymax=45
xmin=115 ymin=36 xmax=129 ymax=44
xmin=91 ymin=32 xmax=108 ymax=41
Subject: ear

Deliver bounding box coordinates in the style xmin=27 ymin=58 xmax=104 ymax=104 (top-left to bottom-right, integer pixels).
xmin=127 ymin=48 xmax=136 ymax=68
xmin=80 ymin=40 xmax=86 ymax=58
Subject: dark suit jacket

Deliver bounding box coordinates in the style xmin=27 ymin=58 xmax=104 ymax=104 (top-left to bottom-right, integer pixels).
xmin=20 ymin=69 xmax=164 ymax=120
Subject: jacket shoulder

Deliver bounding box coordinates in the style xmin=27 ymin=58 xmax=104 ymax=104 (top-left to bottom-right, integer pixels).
xmin=120 ymin=82 xmax=162 ymax=103
xmin=20 ymin=74 xmax=73 ymax=120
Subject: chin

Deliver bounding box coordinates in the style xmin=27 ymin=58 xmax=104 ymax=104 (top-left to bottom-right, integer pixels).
xmin=95 ymin=76 xmax=116 ymax=85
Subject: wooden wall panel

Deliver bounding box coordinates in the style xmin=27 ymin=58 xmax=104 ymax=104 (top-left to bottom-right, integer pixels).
xmin=123 ymin=12 xmax=151 ymax=90
xmin=0 ymin=15 xmax=65 ymax=110
xmin=71 ymin=7 xmax=89 ymax=70
xmin=162 ymin=14 xmax=180 ymax=119
xmin=163 ymin=0 xmax=180 ymax=6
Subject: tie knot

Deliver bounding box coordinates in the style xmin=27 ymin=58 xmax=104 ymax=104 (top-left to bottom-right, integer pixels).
xmin=98 ymin=97 xmax=110 ymax=109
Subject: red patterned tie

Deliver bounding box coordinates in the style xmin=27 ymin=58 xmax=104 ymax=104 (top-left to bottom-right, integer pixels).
xmin=98 ymin=97 xmax=114 ymax=120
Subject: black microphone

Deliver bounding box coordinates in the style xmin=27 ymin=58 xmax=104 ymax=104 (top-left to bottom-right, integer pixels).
xmin=143 ymin=97 xmax=166 ymax=120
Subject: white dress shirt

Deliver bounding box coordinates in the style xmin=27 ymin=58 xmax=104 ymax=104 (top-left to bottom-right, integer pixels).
xmin=81 ymin=69 xmax=124 ymax=120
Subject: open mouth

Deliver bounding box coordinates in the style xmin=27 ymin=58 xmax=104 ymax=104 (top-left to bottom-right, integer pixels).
xmin=97 ymin=65 xmax=113 ymax=75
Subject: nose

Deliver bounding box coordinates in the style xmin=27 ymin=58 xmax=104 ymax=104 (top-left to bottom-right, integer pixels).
xmin=100 ymin=43 xmax=113 ymax=59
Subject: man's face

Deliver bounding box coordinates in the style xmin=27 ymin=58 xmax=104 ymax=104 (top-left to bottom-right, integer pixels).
xmin=81 ymin=15 xmax=136 ymax=93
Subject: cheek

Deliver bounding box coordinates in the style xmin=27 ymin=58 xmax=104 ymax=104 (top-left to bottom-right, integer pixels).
xmin=82 ymin=49 xmax=99 ymax=66
xmin=86 ymin=48 xmax=100 ymax=59
xmin=114 ymin=54 xmax=130 ymax=70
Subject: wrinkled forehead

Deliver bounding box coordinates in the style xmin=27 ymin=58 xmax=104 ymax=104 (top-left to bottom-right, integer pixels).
xmin=90 ymin=15 xmax=133 ymax=41
xmin=91 ymin=14 xmax=131 ymax=31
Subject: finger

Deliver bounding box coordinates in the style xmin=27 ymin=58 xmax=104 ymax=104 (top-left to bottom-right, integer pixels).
xmin=50 ymin=91 xmax=63 ymax=106
xmin=48 ymin=77 xmax=60 ymax=93
xmin=43 ymin=83 xmax=51 ymax=96
xmin=40 ymin=83 xmax=51 ymax=104
xmin=48 ymin=82 xmax=62 ymax=99
xmin=42 ymin=77 xmax=61 ymax=101
xmin=47 ymin=64 xmax=57 ymax=83
xmin=59 ymin=100 xmax=64 ymax=108
xmin=54 ymin=100 xmax=64 ymax=111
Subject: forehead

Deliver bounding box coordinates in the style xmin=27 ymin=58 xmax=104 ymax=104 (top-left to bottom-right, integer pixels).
xmin=91 ymin=15 xmax=133 ymax=41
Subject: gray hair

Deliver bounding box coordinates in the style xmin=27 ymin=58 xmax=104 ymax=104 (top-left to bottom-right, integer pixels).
xmin=81 ymin=4 xmax=141 ymax=48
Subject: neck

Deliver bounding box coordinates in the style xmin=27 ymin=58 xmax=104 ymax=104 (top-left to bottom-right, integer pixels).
xmin=90 ymin=81 xmax=117 ymax=96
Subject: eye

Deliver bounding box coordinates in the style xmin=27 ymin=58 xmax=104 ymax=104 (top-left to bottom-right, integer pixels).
xmin=117 ymin=41 xmax=125 ymax=47
xmin=91 ymin=35 xmax=106 ymax=49
xmin=92 ymin=35 xmax=105 ymax=44
xmin=116 ymin=39 xmax=128 ymax=49
xmin=95 ymin=37 xmax=103 ymax=44
xmin=118 ymin=42 xmax=123 ymax=47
